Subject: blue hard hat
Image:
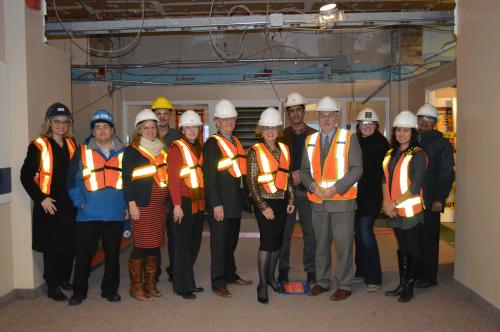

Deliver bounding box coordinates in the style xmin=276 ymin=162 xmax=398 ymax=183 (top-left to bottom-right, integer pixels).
xmin=45 ymin=102 xmax=71 ymax=120
xmin=90 ymin=109 xmax=114 ymax=128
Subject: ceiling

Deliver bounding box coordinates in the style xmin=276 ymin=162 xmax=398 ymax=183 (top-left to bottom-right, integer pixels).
xmin=46 ymin=0 xmax=456 ymax=22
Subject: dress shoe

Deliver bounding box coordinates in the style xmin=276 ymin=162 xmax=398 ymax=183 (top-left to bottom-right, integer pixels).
xmin=192 ymin=285 xmax=204 ymax=293
xmin=415 ymin=280 xmax=437 ymax=288
xmin=257 ymin=286 xmax=268 ymax=304
xmin=47 ymin=286 xmax=68 ymax=302
xmin=233 ymin=277 xmax=253 ymax=286
xmin=68 ymin=294 xmax=86 ymax=305
xmin=307 ymin=272 xmax=316 ymax=284
xmin=277 ymin=269 xmax=289 ymax=283
xmin=329 ymin=289 xmax=351 ymax=301
xmin=60 ymin=282 xmax=73 ymax=291
xmin=309 ymin=285 xmax=328 ymax=296
xmin=178 ymin=292 xmax=196 ymax=300
xmin=101 ymin=293 xmax=122 ymax=302
xmin=214 ymin=287 xmax=232 ymax=298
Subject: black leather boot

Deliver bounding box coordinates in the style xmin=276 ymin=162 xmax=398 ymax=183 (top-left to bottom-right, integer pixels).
xmin=399 ymin=254 xmax=417 ymax=303
xmin=385 ymin=250 xmax=404 ymax=297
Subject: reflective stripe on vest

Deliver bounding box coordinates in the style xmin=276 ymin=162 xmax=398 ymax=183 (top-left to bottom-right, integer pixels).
xmin=173 ymin=139 xmax=204 ymax=189
xmin=252 ymin=142 xmax=290 ymax=194
xmin=131 ymin=145 xmax=168 ymax=188
xmin=306 ymin=129 xmax=357 ymax=203
xmin=33 ymin=136 xmax=76 ymax=195
xmin=213 ymin=134 xmax=247 ymax=178
xmin=81 ymin=145 xmax=124 ymax=191
xmin=382 ymin=148 xmax=425 ymax=218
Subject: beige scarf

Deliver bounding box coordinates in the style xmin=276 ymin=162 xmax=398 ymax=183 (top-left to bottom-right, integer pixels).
xmin=140 ymin=137 xmax=165 ymax=156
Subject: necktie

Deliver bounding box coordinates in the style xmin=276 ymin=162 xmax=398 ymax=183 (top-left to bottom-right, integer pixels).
xmin=323 ymin=135 xmax=330 ymax=150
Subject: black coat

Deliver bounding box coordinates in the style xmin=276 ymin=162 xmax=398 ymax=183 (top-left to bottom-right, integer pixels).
xmin=202 ymin=135 xmax=246 ymax=219
xmin=356 ymin=132 xmax=389 ymax=217
xmin=122 ymin=145 xmax=168 ymax=207
xmin=419 ymin=130 xmax=455 ymax=210
xmin=20 ymin=137 xmax=76 ymax=253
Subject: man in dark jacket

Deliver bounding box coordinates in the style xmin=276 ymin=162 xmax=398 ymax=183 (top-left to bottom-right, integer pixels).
xmin=416 ymin=104 xmax=455 ymax=288
xmin=202 ymin=99 xmax=252 ymax=298
xmin=278 ymin=92 xmax=317 ymax=284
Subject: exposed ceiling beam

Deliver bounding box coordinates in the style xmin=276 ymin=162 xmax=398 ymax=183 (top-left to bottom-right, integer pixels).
xmin=45 ymin=11 xmax=454 ymax=36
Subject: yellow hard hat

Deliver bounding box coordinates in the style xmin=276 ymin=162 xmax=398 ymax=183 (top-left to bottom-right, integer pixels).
xmin=151 ymin=96 xmax=173 ymax=110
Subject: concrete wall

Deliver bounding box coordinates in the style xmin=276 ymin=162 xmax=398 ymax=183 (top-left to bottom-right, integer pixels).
xmin=454 ymin=0 xmax=500 ymax=310
xmin=0 ymin=2 xmax=72 ymax=297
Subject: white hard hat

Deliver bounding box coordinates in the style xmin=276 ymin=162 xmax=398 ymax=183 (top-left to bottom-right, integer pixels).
xmin=214 ymin=99 xmax=238 ymax=118
xmin=134 ymin=109 xmax=159 ymax=127
xmin=284 ymin=92 xmax=305 ymax=108
xmin=416 ymin=103 xmax=438 ymax=119
xmin=392 ymin=110 xmax=418 ymax=128
xmin=179 ymin=110 xmax=203 ymax=127
xmin=258 ymin=108 xmax=283 ymax=127
xmin=356 ymin=108 xmax=380 ymax=122
xmin=316 ymin=96 xmax=340 ymax=112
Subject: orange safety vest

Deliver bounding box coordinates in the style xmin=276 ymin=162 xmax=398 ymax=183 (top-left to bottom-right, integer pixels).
xmin=212 ymin=134 xmax=247 ymax=178
xmin=172 ymin=138 xmax=204 ymax=189
xmin=33 ymin=136 xmax=76 ymax=195
xmin=305 ymin=129 xmax=357 ymax=203
xmin=382 ymin=147 xmax=425 ymax=218
xmin=252 ymin=142 xmax=290 ymax=194
xmin=81 ymin=145 xmax=124 ymax=191
xmin=131 ymin=145 xmax=168 ymax=188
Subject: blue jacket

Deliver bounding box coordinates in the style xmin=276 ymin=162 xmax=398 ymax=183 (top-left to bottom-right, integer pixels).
xmin=67 ymin=137 xmax=127 ymax=222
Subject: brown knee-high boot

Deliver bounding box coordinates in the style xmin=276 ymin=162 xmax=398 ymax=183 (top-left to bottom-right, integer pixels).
xmin=144 ymin=256 xmax=161 ymax=297
xmin=128 ymin=259 xmax=152 ymax=301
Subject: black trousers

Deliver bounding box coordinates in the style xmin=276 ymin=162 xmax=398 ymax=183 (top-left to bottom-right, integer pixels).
xmin=394 ymin=224 xmax=422 ymax=258
xmin=72 ymin=221 xmax=122 ymax=297
xmin=418 ymin=210 xmax=441 ymax=282
xmin=173 ymin=197 xmax=204 ymax=294
xmin=43 ymin=250 xmax=74 ymax=288
xmin=209 ymin=216 xmax=241 ymax=290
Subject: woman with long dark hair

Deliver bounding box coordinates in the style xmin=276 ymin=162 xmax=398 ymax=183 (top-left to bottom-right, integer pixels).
xmin=354 ymin=108 xmax=389 ymax=292
xmin=382 ymin=111 xmax=427 ymax=303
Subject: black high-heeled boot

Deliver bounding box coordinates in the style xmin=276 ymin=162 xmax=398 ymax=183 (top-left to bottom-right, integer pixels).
xmin=399 ymin=254 xmax=417 ymax=303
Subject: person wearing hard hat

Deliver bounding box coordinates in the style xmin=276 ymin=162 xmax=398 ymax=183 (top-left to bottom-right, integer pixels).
xmin=151 ymin=96 xmax=180 ymax=282
xmin=202 ymin=99 xmax=253 ymax=298
xmin=20 ymin=102 xmax=77 ymax=302
xmin=167 ymin=111 xmax=205 ymax=300
xmin=415 ymin=104 xmax=454 ymax=289
xmin=300 ymin=96 xmax=362 ymax=301
xmin=382 ymin=110 xmax=427 ymax=303
xmin=353 ymin=108 xmax=389 ymax=293
xmin=66 ymin=110 xmax=127 ymax=305
xmin=277 ymin=93 xmax=318 ymax=285
xmin=122 ymin=109 xmax=168 ymax=301
xmin=247 ymin=108 xmax=295 ymax=304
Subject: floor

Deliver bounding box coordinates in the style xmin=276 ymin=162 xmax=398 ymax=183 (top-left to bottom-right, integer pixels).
xmin=0 ymin=217 xmax=499 ymax=332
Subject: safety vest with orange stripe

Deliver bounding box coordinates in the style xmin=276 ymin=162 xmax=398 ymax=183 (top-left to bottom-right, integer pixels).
xmin=130 ymin=145 xmax=168 ymax=188
xmin=81 ymin=145 xmax=124 ymax=191
xmin=305 ymin=129 xmax=358 ymax=203
xmin=172 ymin=138 xmax=204 ymax=189
xmin=33 ymin=136 xmax=76 ymax=195
xmin=382 ymin=147 xmax=425 ymax=218
xmin=212 ymin=133 xmax=247 ymax=178
xmin=251 ymin=142 xmax=290 ymax=194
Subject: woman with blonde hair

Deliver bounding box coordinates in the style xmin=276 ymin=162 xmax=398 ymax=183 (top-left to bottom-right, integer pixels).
xmin=247 ymin=107 xmax=295 ymax=304
xmin=123 ymin=109 xmax=168 ymax=301
xmin=20 ymin=102 xmax=77 ymax=302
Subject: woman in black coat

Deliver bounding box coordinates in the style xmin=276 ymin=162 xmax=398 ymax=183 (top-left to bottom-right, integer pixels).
xmin=20 ymin=103 xmax=77 ymax=302
xmin=353 ymin=108 xmax=389 ymax=292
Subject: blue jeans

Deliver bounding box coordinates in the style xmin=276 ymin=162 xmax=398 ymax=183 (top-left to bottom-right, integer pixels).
xmin=354 ymin=215 xmax=382 ymax=285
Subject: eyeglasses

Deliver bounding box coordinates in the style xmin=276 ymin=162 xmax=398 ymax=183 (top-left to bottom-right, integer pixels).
xmin=51 ymin=119 xmax=70 ymax=125
xmin=418 ymin=116 xmax=436 ymax=122
xmin=261 ymin=126 xmax=281 ymax=131
xmin=94 ymin=124 xmax=111 ymax=131
xmin=359 ymin=121 xmax=376 ymax=127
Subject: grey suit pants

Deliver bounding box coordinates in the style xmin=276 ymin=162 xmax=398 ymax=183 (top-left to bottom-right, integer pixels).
xmin=312 ymin=207 xmax=355 ymax=291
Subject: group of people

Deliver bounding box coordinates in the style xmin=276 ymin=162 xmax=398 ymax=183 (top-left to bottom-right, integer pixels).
xmin=20 ymin=92 xmax=453 ymax=306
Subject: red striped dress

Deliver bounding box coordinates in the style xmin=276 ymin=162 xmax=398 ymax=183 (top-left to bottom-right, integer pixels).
xmin=131 ymin=182 xmax=167 ymax=248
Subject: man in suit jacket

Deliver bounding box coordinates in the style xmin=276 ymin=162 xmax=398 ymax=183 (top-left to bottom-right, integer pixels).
xmin=278 ymin=92 xmax=318 ymax=284
xmin=202 ymin=99 xmax=252 ymax=298
xmin=300 ymin=97 xmax=362 ymax=301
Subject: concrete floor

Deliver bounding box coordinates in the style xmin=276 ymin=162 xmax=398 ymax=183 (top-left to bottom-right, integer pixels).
xmin=0 ymin=217 xmax=499 ymax=332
